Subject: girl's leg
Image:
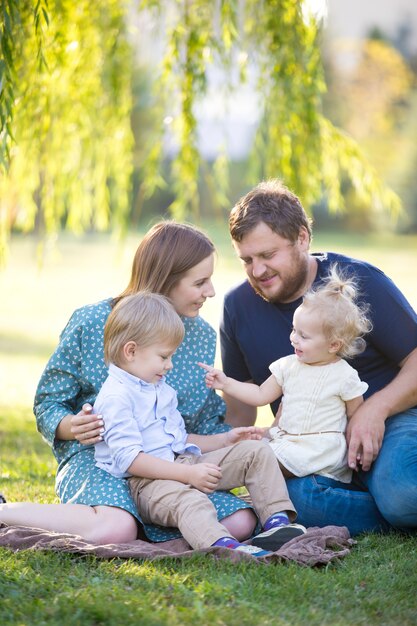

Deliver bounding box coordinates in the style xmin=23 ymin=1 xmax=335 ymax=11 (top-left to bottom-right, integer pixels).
xmin=0 ymin=502 xmax=138 ymax=544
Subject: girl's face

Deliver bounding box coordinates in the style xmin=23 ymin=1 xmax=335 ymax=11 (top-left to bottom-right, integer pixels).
xmin=290 ymin=305 xmax=340 ymax=366
xmin=169 ymin=254 xmax=215 ymax=318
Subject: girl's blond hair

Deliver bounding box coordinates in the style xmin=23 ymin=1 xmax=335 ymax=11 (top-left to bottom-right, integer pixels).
xmin=302 ymin=264 xmax=372 ymax=358
xmin=104 ymin=292 xmax=184 ymax=367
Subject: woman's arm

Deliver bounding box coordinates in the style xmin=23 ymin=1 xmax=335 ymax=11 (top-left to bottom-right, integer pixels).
xmin=34 ymin=304 xmax=109 ymax=446
xmin=56 ymin=405 xmax=104 ymax=444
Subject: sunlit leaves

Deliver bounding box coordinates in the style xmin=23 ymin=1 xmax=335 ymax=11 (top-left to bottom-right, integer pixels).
xmin=0 ymin=0 xmax=133 ymax=261
xmin=0 ymin=0 xmax=403 ymax=262
xmin=141 ymin=0 xmax=400 ymax=222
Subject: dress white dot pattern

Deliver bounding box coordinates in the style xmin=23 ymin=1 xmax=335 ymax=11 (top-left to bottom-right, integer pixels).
xmin=34 ymin=299 xmax=253 ymax=542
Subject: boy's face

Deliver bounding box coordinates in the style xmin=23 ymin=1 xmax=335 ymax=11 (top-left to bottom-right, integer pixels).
xmin=126 ymin=341 xmax=178 ymax=384
xmin=290 ymin=305 xmax=338 ymax=366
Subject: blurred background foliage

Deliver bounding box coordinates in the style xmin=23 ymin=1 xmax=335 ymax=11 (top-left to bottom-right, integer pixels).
xmin=1 ymin=0 xmax=417 ymax=263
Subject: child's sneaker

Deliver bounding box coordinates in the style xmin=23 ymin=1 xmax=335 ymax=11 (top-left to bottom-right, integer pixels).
xmin=233 ymin=543 xmax=272 ymax=558
xmin=251 ymin=523 xmax=307 ymax=551
xmin=212 ymin=536 xmax=271 ymax=557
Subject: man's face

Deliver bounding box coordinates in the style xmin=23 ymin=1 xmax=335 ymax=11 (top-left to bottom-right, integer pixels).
xmin=232 ymin=221 xmax=310 ymax=303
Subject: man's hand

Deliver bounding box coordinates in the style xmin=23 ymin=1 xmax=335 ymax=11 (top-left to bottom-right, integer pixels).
xmin=188 ymin=463 xmax=222 ymax=493
xmin=346 ymin=402 xmax=386 ymax=471
xmin=71 ymin=404 xmax=104 ymax=445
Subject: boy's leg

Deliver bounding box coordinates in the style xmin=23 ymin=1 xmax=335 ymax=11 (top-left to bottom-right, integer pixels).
xmin=200 ymin=440 xmax=295 ymax=525
xmin=129 ymin=474 xmax=235 ymax=550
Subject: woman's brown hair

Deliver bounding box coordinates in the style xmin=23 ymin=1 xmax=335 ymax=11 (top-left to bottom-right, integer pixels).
xmin=113 ymin=221 xmax=215 ymax=306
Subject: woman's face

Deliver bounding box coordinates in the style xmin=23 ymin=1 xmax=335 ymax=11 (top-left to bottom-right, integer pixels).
xmin=169 ymin=254 xmax=215 ymax=317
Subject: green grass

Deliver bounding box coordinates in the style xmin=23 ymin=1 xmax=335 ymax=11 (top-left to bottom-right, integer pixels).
xmin=1 ymin=229 xmax=417 ymax=624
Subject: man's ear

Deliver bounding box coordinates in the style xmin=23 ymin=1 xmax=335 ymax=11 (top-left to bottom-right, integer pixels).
xmin=298 ymin=226 xmax=310 ymax=250
xmin=123 ymin=341 xmax=137 ymax=361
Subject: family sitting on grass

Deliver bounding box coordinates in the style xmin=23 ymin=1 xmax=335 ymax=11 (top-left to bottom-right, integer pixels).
xmin=1 ymin=180 xmax=416 ymax=555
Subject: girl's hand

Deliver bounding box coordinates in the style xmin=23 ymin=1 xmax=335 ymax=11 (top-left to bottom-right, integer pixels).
xmin=71 ymin=404 xmax=104 ymax=445
xmin=226 ymin=426 xmax=263 ymax=445
xmin=188 ymin=463 xmax=222 ymax=493
xmin=197 ymin=362 xmax=228 ymax=390
xmin=258 ymin=426 xmax=272 ymax=440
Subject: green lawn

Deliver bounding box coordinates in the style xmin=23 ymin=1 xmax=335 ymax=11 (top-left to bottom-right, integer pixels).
xmin=1 ymin=228 xmax=417 ymax=625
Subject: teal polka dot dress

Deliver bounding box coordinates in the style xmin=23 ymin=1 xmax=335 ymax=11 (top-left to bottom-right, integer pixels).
xmin=34 ymin=299 xmax=253 ymax=542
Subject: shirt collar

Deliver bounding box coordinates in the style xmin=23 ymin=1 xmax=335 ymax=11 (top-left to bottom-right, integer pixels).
xmin=108 ymin=363 xmax=164 ymax=388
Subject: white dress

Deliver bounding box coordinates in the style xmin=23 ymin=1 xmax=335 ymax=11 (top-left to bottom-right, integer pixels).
xmin=268 ymin=355 xmax=368 ymax=483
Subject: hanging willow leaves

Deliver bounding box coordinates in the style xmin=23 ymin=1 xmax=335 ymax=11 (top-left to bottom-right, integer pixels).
xmin=0 ymin=0 xmax=133 ymax=263
xmin=0 ymin=0 xmax=402 ymax=264
xmin=139 ymin=0 xmax=401 ymax=220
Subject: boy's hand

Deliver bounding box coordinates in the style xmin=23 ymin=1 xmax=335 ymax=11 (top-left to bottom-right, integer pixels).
xmin=197 ymin=362 xmax=228 ymax=390
xmin=188 ymin=463 xmax=222 ymax=493
xmin=226 ymin=426 xmax=264 ymax=445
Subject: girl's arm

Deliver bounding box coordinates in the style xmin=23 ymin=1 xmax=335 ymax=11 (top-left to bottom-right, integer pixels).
xmin=198 ymin=363 xmax=282 ymax=407
xmin=187 ymin=426 xmax=263 ymax=453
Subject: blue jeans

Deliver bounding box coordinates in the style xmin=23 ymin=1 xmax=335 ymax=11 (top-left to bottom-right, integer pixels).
xmin=286 ymin=409 xmax=417 ymax=536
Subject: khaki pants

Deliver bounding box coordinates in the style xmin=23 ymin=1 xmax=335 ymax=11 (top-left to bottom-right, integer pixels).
xmin=129 ymin=440 xmax=295 ymax=550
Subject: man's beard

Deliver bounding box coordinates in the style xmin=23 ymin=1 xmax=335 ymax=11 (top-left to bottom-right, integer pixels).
xmin=249 ymin=254 xmax=309 ymax=304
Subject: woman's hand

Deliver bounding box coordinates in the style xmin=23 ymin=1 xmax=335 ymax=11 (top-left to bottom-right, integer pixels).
xmin=71 ymin=404 xmax=104 ymax=445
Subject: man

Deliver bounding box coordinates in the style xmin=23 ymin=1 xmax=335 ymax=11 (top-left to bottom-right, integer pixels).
xmin=221 ymin=179 xmax=417 ymax=535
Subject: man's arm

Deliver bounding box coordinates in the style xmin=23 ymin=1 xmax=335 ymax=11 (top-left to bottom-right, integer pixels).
xmin=223 ymin=389 xmax=257 ymax=427
xmin=347 ymin=346 xmax=417 ymax=471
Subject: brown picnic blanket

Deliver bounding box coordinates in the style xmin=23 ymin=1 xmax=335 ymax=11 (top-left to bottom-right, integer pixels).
xmin=0 ymin=523 xmax=354 ymax=566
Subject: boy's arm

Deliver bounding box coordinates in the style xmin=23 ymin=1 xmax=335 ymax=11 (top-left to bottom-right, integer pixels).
xmin=198 ymin=363 xmax=282 ymax=407
xmin=128 ymin=452 xmax=222 ymax=494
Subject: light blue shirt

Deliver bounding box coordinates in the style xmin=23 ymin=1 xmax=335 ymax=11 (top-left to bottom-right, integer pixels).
xmin=94 ymin=364 xmax=201 ymax=478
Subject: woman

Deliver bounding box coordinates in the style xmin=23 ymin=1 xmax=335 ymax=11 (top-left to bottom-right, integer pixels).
xmin=1 ymin=222 xmax=256 ymax=544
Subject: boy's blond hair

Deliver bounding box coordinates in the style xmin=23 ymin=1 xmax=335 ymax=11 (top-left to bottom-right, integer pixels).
xmin=104 ymin=292 xmax=185 ymax=367
xmin=301 ymin=264 xmax=372 ymax=359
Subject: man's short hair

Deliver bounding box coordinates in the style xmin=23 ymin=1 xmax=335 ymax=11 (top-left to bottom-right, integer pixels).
xmin=229 ymin=179 xmax=312 ymax=243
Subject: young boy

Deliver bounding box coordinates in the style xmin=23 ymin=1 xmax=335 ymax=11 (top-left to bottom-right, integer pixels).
xmin=94 ymin=292 xmax=306 ymax=556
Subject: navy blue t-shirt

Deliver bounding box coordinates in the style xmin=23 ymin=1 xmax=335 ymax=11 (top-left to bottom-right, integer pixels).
xmin=220 ymin=252 xmax=417 ymax=416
